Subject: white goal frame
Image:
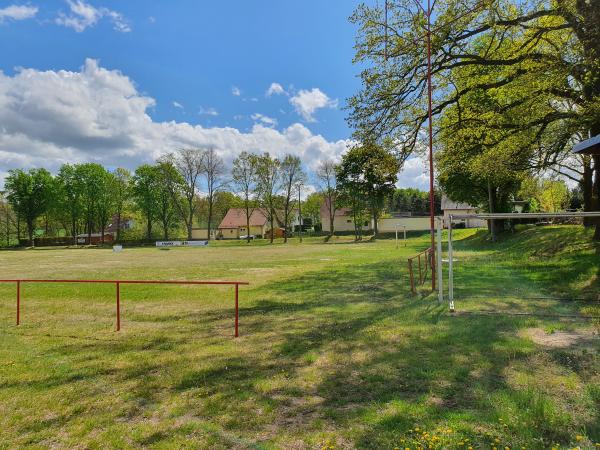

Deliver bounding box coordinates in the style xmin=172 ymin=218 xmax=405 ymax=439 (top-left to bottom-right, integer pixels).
xmin=442 ymin=211 xmax=600 ymax=311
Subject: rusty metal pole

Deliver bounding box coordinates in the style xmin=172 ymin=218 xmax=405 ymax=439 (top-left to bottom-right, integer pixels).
xmin=16 ymin=280 xmax=20 ymax=326
xmin=234 ymin=284 xmax=239 ymax=338
xmin=426 ymin=0 xmax=436 ymax=292
xmin=116 ymin=281 xmax=121 ymax=331
xmin=408 ymin=259 xmax=415 ymax=294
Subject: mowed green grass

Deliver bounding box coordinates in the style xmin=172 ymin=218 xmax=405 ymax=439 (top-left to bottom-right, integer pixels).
xmin=0 ymin=228 xmax=598 ymax=449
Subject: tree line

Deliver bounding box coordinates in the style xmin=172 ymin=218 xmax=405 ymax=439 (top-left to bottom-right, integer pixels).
xmin=0 ymin=140 xmax=414 ymax=246
xmin=1 ymin=148 xmax=312 ymax=246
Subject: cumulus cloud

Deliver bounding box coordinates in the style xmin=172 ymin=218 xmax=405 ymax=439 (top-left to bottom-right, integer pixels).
xmin=56 ymin=0 xmax=130 ymax=33
xmin=0 ymin=4 xmax=38 ymax=22
xmin=397 ymin=157 xmax=430 ymax=190
xmin=266 ymin=82 xmax=286 ymax=97
xmin=172 ymin=101 xmax=183 ymax=109
xmin=250 ymin=113 xmax=277 ymax=127
xmin=289 ymin=88 xmax=338 ymax=122
xmin=231 ymin=86 xmax=241 ymax=96
xmin=0 ymin=59 xmax=352 ymax=183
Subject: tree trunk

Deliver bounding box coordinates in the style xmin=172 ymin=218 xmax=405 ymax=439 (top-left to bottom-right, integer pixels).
xmin=87 ymin=217 xmax=92 ymax=245
xmin=487 ymin=181 xmax=497 ymax=242
xmin=187 ymin=211 xmax=193 ymax=240
xmin=583 ymin=156 xmax=593 ymax=227
xmin=270 ymin=212 xmax=274 ymax=243
xmin=283 ymin=206 xmax=289 ymax=243
xmin=246 ymin=202 xmax=251 ymax=243
xmin=72 ymin=219 xmax=77 ymax=246
xmin=593 ymin=154 xmax=600 ymax=241
xmin=372 ymin=206 xmax=378 ymax=237
xmin=163 ymin=220 xmax=168 ymax=240
xmin=27 ymin=219 xmax=34 ymax=247
xmin=207 ymin=198 xmax=213 ymax=241
xmin=147 ymin=216 xmax=152 ymax=241
xmin=116 ymin=211 xmax=122 ymax=242
xmin=101 ymin=225 xmax=105 ymax=246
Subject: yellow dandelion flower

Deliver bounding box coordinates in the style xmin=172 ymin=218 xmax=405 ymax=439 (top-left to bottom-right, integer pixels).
xmin=576 ymin=436 xmax=583 ymax=441
xmin=494 ymin=438 xmax=500 ymax=444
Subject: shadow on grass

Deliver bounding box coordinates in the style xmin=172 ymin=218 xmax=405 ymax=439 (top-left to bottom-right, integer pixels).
xmin=3 ymin=228 xmax=597 ymax=448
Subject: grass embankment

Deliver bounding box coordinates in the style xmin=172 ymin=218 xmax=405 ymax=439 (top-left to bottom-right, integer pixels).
xmin=0 ymin=227 xmax=598 ymax=449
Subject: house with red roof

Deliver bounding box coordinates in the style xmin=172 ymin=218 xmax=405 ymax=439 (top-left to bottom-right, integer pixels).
xmin=217 ymin=208 xmax=284 ymax=239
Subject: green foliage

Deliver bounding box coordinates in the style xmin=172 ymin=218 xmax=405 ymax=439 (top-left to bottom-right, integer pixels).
xmin=388 ymin=188 xmax=441 ymax=215
xmin=4 ymin=168 xmax=55 ymax=245
xmin=337 ymin=142 xmax=399 ymax=236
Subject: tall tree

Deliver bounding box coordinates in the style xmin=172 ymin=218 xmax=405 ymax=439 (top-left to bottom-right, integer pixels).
xmin=231 ymin=152 xmax=259 ymax=243
xmin=203 ymin=147 xmax=226 ymax=241
xmin=279 ymin=154 xmax=306 ymax=243
xmin=4 ymin=168 xmax=55 ymax=246
xmin=163 ymin=149 xmax=205 ymax=240
xmin=337 ymin=142 xmax=399 ymax=236
xmin=255 ymin=153 xmax=281 ymax=243
xmin=56 ymin=164 xmax=84 ymax=245
xmin=76 ymin=163 xmax=108 ymax=244
xmin=316 ymin=160 xmax=339 ymax=237
xmin=112 ymin=168 xmax=131 ymax=242
xmin=156 ymin=162 xmax=183 ymax=240
xmin=96 ymin=170 xmax=117 ymax=245
xmin=132 ymin=164 xmax=160 ymax=240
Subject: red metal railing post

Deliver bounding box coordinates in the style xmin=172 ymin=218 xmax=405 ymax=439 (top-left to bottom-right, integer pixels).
xmin=116 ymin=281 xmax=121 ymax=332
xmin=16 ymin=280 xmax=20 ymax=326
xmin=408 ymin=259 xmax=415 ymax=294
xmin=234 ymin=283 xmax=239 ymax=338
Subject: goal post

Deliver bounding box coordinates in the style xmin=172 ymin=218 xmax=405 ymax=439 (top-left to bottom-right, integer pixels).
xmin=445 ymin=211 xmax=600 ymax=312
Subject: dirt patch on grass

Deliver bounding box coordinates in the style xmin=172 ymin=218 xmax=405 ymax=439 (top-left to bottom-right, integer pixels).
xmin=522 ymin=327 xmax=598 ymax=349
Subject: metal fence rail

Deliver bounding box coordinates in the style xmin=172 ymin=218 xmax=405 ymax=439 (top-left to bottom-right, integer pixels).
xmin=0 ymin=279 xmax=249 ymax=337
xmin=407 ymin=248 xmax=434 ymax=294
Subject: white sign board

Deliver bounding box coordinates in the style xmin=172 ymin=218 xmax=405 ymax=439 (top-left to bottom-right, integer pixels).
xmin=156 ymin=240 xmax=209 ymax=247
xmin=113 ymin=245 xmax=123 ymax=252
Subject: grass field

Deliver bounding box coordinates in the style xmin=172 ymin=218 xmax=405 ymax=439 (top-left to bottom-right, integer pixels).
xmin=0 ymin=226 xmax=598 ymax=449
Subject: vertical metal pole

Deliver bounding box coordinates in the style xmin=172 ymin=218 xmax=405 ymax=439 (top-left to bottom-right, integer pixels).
xmin=234 ymin=284 xmax=239 ymax=338
xmin=436 ymin=219 xmax=443 ymax=304
xmin=408 ymin=259 xmax=415 ymax=294
xmin=298 ymin=186 xmax=303 ymax=243
xmin=425 ymin=0 xmax=436 ymax=292
xmin=16 ymin=280 xmax=20 ymax=326
xmin=448 ymin=216 xmax=455 ymax=311
xmin=116 ymin=281 xmax=121 ymax=331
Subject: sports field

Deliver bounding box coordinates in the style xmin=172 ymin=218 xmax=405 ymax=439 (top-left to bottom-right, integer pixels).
xmin=0 ymin=227 xmax=598 ymax=449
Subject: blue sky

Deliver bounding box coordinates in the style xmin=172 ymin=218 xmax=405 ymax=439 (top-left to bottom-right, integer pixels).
xmin=0 ymin=0 xmax=430 ymax=189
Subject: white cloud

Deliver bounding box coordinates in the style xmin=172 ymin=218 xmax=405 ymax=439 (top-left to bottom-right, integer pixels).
xmin=172 ymin=101 xmax=183 ymax=109
xmin=231 ymin=86 xmax=241 ymax=96
xmin=266 ymin=82 xmax=286 ymax=97
xmin=56 ymin=1 xmax=130 ymax=33
xmin=289 ymin=88 xmax=338 ymax=122
xmin=251 ymin=113 xmax=277 ymax=127
xmin=0 ymin=4 xmax=38 ymax=21
xmin=0 ymin=59 xmax=352 ymax=184
xmin=397 ymin=157 xmax=430 ymax=190
xmin=198 ymin=106 xmax=218 ymax=116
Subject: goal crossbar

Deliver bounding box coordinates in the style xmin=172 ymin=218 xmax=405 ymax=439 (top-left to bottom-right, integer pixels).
xmin=444 ymin=211 xmax=600 ymax=312
xmin=450 ymin=211 xmax=600 ymax=220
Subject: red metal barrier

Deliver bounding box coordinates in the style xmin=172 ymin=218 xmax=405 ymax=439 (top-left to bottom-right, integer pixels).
xmin=0 ymin=279 xmax=249 ymax=337
xmin=407 ymin=248 xmax=433 ymax=294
